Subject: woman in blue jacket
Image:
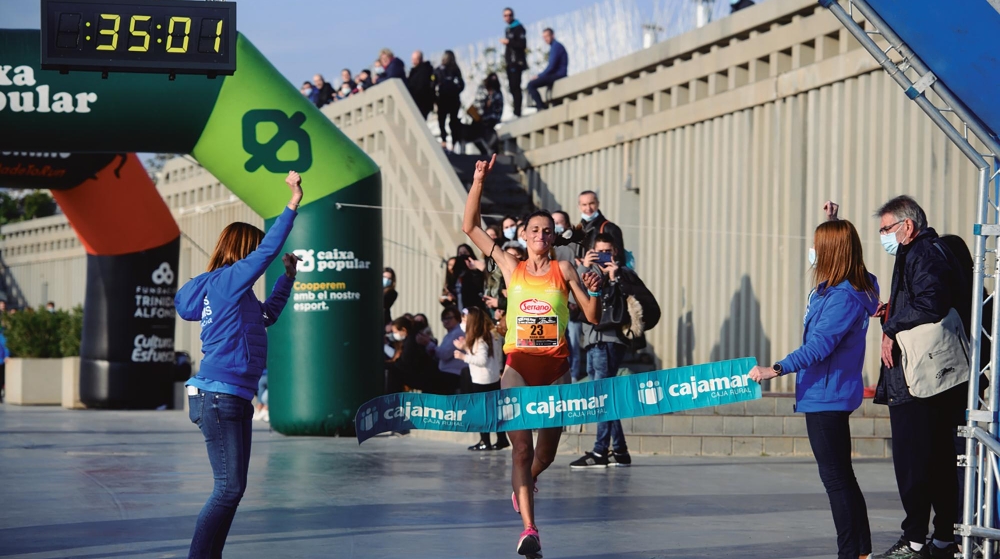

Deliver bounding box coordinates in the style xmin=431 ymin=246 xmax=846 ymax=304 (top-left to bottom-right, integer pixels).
xmin=175 ymin=171 xmax=302 ymax=559
xmin=750 ymin=219 xmax=880 ymax=559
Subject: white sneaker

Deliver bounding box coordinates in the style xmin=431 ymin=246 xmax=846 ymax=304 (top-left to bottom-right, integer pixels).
xmin=260 ymin=409 xmax=269 ymax=423
xmin=252 ymin=409 xmax=263 ymax=421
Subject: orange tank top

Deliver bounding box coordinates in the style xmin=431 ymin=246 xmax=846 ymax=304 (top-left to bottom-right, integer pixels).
xmin=503 ymin=260 xmax=570 ymax=359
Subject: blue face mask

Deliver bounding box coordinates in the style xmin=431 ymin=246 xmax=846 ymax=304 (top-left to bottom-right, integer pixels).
xmin=554 ymin=224 xmax=565 ymax=235
xmin=382 ymin=277 xmax=392 ymax=288
xmin=807 ymin=247 xmax=816 ymax=267
xmin=517 ymin=238 xmax=527 ymax=249
xmin=581 ymin=210 xmax=599 ymax=222
xmin=881 ymin=232 xmax=900 ymax=256
xmin=503 ymin=227 xmax=516 ymax=240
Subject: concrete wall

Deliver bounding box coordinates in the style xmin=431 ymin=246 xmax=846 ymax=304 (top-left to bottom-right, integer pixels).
xmin=497 ymin=0 xmax=989 ymax=391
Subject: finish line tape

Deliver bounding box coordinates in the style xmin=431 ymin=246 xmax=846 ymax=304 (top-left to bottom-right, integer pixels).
xmin=355 ymin=358 xmax=760 ymax=443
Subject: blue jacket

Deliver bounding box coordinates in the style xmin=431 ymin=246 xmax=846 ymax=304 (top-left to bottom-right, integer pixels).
xmin=538 ymin=40 xmax=568 ymax=81
xmin=776 ymin=277 xmax=880 ymax=413
xmin=175 ymin=207 xmax=297 ymax=391
xmin=382 ymin=57 xmax=406 ymax=80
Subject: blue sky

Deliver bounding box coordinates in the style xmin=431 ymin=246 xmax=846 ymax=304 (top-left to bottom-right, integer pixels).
xmin=2 ymin=0 xmax=662 ymax=85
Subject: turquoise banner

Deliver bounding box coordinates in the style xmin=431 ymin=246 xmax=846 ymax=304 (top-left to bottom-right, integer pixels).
xmin=355 ymin=358 xmax=760 ymax=443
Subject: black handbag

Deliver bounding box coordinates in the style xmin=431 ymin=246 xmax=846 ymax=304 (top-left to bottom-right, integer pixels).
xmin=594 ymin=282 xmax=628 ymax=331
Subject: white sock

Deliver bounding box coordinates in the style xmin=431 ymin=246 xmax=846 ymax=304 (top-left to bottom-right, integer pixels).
xmin=932 ymin=539 xmax=952 ymax=549
xmin=910 ymin=542 xmax=924 ymax=551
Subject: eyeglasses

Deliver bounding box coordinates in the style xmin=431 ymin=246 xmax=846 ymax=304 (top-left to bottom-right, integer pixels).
xmin=878 ymin=220 xmax=904 ymax=235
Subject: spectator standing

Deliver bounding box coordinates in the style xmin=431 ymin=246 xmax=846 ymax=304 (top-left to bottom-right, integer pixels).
xmin=386 ymin=317 xmax=436 ymax=393
xmin=300 ymin=81 xmax=315 ymax=99
xmin=457 ymin=307 xmax=509 ymax=451
xmin=502 ymin=215 xmax=518 ymax=242
xmin=407 ymin=50 xmax=436 ymax=119
xmin=378 ymin=48 xmax=406 ymax=82
xmin=501 ymin=7 xmax=528 ymax=117
xmin=750 ymin=220 xmax=879 ymax=559
xmin=383 ymin=267 xmax=397 ymax=326
xmin=871 ymin=195 xmax=968 ymax=559
xmin=569 ymin=233 xmax=657 ymax=468
xmin=577 ymin=190 xmax=626 ymax=265
xmin=451 ymin=244 xmax=487 ymax=312
xmin=434 ymin=306 xmax=465 ymax=394
xmin=552 ymin=210 xmax=584 ymax=381
xmin=45 ymin=301 xmax=55 ymax=312
xmin=527 ymin=28 xmax=568 ymax=111
xmin=311 ymin=74 xmax=334 ymax=108
xmin=459 ymin=73 xmax=504 ymax=155
xmin=356 ymin=69 xmax=374 ymax=92
xmin=434 ymin=50 xmax=465 ymax=149
xmin=337 ymin=69 xmax=356 ymax=100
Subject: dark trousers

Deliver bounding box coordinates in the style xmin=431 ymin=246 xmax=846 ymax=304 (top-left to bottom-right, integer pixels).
xmin=437 ymin=105 xmax=460 ymax=144
xmin=188 ymin=390 xmax=253 ymax=559
xmin=0 ymin=363 xmax=5 ymax=401
xmin=527 ymin=75 xmax=558 ymax=110
xmin=806 ymin=411 xmax=872 ymax=559
xmin=888 ymin=385 xmax=966 ymax=544
xmin=507 ymin=68 xmax=523 ymax=116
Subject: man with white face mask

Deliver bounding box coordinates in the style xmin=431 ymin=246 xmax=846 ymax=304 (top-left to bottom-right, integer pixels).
xmin=577 ymin=190 xmax=625 ymax=266
xmin=870 ymin=195 xmax=970 ymax=559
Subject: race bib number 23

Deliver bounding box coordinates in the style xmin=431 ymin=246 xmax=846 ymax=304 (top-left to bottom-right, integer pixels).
xmin=516 ymin=316 xmax=559 ymax=347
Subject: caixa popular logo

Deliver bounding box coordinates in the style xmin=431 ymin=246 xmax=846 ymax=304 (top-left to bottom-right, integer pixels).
xmin=638 ymin=381 xmax=664 ymax=405
xmin=519 ymin=299 xmax=552 ymax=315
xmin=151 ymin=262 xmax=174 ymax=286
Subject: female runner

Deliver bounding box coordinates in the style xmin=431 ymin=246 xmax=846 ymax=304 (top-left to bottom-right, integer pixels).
xmin=462 ymin=155 xmax=602 ymax=558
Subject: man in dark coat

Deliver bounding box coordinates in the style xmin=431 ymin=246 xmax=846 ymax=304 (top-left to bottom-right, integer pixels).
xmin=407 ymin=50 xmax=436 ymax=120
xmin=575 ymin=190 xmax=626 ymax=266
xmin=311 ymin=74 xmax=334 ymax=108
xmin=873 ymin=195 xmax=968 ymax=559
xmin=501 ymin=7 xmax=527 ymax=117
xmin=378 ymin=48 xmax=406 ymax=81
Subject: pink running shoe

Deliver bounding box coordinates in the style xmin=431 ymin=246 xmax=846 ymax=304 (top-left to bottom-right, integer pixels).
xmin=516 ymin=525 xmax=542 ymax=558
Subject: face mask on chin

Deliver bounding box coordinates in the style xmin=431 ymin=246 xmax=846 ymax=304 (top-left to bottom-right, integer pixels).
xmin=517 ymin=238 xmax=527 ymax=249
xmin=581 ymin=210 xmax=599 ymax=222
xmin=807 ymin=247 xmax=817 ymax=267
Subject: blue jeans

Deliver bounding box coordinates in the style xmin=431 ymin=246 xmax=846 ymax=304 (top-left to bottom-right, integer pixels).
xmin=806 ymin=411 xmax=872 ymax=559
xmin=188 ymin=390 xmax=254 ymax=559
xmin=587 ymin=342 xmax=627 ymax=455
xmin=257 ymin=375 xmax=268 ymax=407
xmin=567 ymin=321 xmax=583 ymax=381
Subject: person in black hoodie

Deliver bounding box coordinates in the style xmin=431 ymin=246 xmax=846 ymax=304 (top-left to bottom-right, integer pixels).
xmin=407 ymin=50 xmax=436 ymax=120
xmin=501 ymin=8 xmax=527 ymax=117
xmin=311 ymin=74 xmax=334 ymax=108
xmin=434 ymin=50 xmax=464 ymax=149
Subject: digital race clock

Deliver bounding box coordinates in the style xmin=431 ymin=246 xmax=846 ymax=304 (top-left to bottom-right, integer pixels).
xmin=40 ymin=0 xmax=237 ymax=76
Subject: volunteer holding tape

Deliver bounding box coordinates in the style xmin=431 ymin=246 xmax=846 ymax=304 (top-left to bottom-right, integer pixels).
xmin=462 ymin=154 xmax=603 ymax=558
xmin=175 ymin=171 xmax=302 ymax=559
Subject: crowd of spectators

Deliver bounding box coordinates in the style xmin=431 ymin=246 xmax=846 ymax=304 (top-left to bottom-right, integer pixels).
xmin=301 ymin=7 xmax=588 ymax=156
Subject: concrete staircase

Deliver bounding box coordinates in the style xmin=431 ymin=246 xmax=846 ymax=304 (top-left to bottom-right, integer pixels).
xmin=446 ymin=153 xmax=534 ymax=223
xmin=411 ymin=394 xmax=893 ymax=458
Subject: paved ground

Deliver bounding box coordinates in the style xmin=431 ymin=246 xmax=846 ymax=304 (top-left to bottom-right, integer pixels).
xmin=0 ymin=404 xmax=907 ymax=559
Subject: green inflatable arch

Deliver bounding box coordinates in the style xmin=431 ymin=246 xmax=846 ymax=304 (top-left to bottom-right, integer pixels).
xmin=0 ymin=29 xmax=383 ymax=435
